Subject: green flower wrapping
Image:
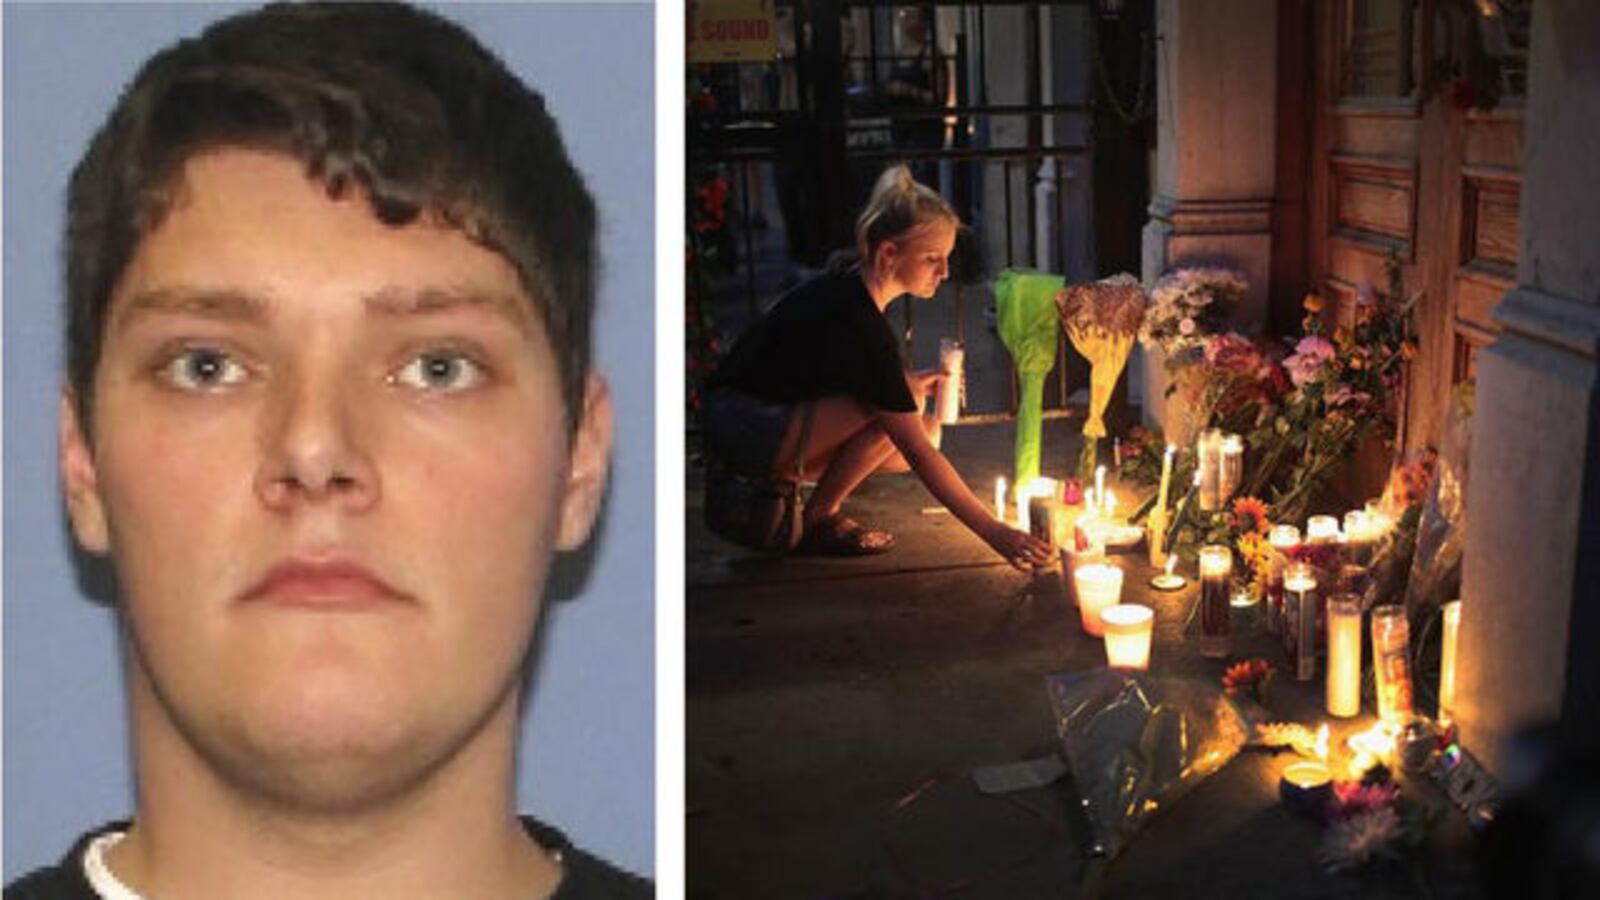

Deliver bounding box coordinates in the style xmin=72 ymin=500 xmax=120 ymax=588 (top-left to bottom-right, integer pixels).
xmin=996 ymin=270 xmax=1064 ymax=487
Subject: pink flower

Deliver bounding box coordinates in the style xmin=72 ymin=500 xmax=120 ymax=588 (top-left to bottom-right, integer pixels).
xmin=1179 ymin=317 xmax=1196 ymax=336
xmin=1284 ymin=336 xmax=1336 ymax=387
xmin=1204 ymin=332 xmax=1261 ymax=374
xmin=1326 ymin=385 xmax=1373 ymax=409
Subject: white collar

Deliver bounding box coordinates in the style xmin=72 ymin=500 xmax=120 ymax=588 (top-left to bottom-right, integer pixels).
xmin=82 ymin=830 xmax=146 ymax=900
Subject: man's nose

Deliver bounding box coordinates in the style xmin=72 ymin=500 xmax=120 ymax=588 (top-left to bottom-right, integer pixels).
xmin=254 ymin=374 xmax=379 ymax=513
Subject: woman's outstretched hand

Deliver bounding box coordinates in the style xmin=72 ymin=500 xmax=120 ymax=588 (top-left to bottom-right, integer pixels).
xmin=982 ymin=521 xmax=1055 ymax=571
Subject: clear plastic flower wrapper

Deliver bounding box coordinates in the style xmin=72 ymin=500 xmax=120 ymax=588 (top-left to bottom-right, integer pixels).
xmin=1047 ymin=669 xmax=1251 ymax=861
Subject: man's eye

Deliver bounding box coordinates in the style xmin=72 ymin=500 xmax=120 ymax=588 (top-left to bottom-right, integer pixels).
xmin=392 ymin=350 xmax=485 ymax=392
xmin=160 ymin=347 xmax=247 ymax=390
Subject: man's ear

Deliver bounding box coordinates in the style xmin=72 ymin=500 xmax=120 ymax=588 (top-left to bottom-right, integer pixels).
xmin=59 ymin=388 xmax=111 ymax=555
xmin=555 ymin=374 xmax=614 ymax=551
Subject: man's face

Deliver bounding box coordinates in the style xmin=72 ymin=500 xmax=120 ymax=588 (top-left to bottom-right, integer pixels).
xmin=60 ymin=149 xmax=611 ymax=810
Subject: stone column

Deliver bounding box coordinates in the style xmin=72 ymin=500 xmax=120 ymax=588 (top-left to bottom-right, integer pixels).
xmin=1138 ymin=0 xmax=1277 ymax=435
xmin=1455 ymin=0 xmax=1600 ymax=773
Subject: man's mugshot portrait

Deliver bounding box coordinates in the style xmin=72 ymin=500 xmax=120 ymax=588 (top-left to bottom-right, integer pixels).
xmin=2 ymin=3 xmax=654 ymax=896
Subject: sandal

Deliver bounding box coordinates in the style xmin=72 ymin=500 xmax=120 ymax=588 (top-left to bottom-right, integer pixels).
xmin=796 ymin=514 xmax=896 ymax=556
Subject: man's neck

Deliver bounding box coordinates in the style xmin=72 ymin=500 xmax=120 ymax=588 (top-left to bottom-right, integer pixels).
xmin=110 ymin=680 xmax=558 ymax=900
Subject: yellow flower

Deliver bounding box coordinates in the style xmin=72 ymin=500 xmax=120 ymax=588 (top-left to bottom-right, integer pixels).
xmin=1303 ymin=293 xmax=1325 ymax=314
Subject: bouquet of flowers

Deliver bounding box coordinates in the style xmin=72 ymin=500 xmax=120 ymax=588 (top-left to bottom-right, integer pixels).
xmin=1056 ymin=273 xmax=1146 ymax=479
xmin=1139 ymin=266 xmax=1248 ymax=362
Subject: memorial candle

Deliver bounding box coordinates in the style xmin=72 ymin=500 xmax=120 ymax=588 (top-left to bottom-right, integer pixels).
xmin=1343 ymin=510 xmax=1376 ymax=565
xmin=1075 ymin=563 xmax=1124 ymax=638
xmin=1371 ymin=605 xmax=1415 ymax=724
xmin=1306 ymin=515 xmax=1340 ymax=545
xmin=1219 ymin=433 xmax=1244 ymax=503
xmin=1197 ymin=429 xmax=1223 ymax=511
xmin=1326 ymin=595 xmax=1362 ymax=717
xmin=1440 ymin=600 xmax=1462 ymax=726
xmin=1102 ymin=604 xmax=1154 ymax=670
xmin=1284 ymin=562 xmax=1318 ymax=681
xmin=937 ymin=339 xmax=964 ymax=424
xmin=1028 ymin=492 xmax=1061 ymax=551
xmin=995 ymin=477 xmax=1007 ymax=521
xmin=1198 ymin=545 xmax=1232 ymax=659
xmin=1266 ymin=525 xmax=1301 ymax=635
xmin=1094 ymin=465 xmax=1107 ymax=511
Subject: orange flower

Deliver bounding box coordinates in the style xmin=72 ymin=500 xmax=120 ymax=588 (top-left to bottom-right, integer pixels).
xmin=1232 ymin=496 xmax=1271 ymax=535
xmin=1303 ymin=293 xmax=1325 ymax=314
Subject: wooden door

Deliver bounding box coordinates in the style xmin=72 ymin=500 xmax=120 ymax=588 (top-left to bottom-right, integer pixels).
xmin=1307 ymin=0 xmax=1529 ymax=454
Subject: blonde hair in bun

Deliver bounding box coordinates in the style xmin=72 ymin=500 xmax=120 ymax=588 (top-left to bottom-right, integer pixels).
xmin=854 ymin=164 xmax=958 ymax=260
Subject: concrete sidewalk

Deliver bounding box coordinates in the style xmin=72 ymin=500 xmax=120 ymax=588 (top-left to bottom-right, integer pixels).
xmin=686 ymin=418 xmax=1482 ymax=899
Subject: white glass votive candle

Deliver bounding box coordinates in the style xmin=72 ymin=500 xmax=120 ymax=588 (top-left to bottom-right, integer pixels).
xmin=1439 ymin=600 xmax=1462 ymax=726
xmin=1198 ymin=545 xmax=1232 ymax=659
xmin=1219 ymin=433 xmax=1244 ymax=503
xmin=1102 ymin=604 xmax=1154 ymax=670
xmin=1306 ymin=515 xmax=1340 ymax=545
xmin=1326 ymin=595 xmax=1362 ymax=717
xmin=937 ymin=339 xmax=964 ymax=424
xmin=1074 ymin=563 xmax=1124 ymax=638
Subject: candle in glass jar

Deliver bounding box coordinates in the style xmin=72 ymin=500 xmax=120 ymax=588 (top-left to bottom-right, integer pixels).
xmin=1219 ymin=434 xmax=1244 ymax=503
xmin=1306 ymin=515 xmax=1340 ymax=544
xmin=1074 ymin=563 xmax=1124 ymax=638
xmin=1102 ymin=604 xmax=1154 ymax=670
xmin=1198 ymin=545 xmax=1232 ymax=659
xmin=1371 ymin=605 xmax=1414 ymax=724
xmin=1284 ymin=562 xmax=1318 ymax=681
xmin=937 ymin=339 xmax=964 ymax=424
xmin=1028 ymin=492 xmax=1061 ymax=551
xmin=1197 ymin=429 xmax=1223 ymax=511
xmin=1266 ymin=525 xmax=1300 ymax=635
xmin=1343 ymin=510 xmax=1376 ymax=564
xmin=1326 ymin=595 xmax=1362 ymax=717
xmin=1439 ymin=600 xmax=1462 ymax=726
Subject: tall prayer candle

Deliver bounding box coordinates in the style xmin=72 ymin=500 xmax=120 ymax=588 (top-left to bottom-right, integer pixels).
xmin=937 ymin=339 xmax=964 ymax=424
xmin=1102 ymin=604 xmax=1154 ymax=670
xmin=1306 ymin=515 xmax=1340 ymax=545
xmin=1198 ymin=545 xmax=1232 ymax=659
xmin=1155 ymin=444 xmax=1175 ymax=514
xmin=1266 ymin=525 xmax=1301 ymax=635
xmin=1074 ymin=563 xmax=1124 ymax=638
xmin=1439 ymin=600 xmax=1462 ymax=726
xmin=995 ymin=477 xmax=1007 ymax=521
xmin=1196 ymin=429 xmax=1223 ymax=511
xmin=1219 ymin=434 xmax=1244 ymax=503
xmin=1326 ymin=595 xmax=1362 ymax=717
xmin=1284 ymin=562 xmax=1318 ymax=681
xmin=1371 ymin=606 xmax=1414 ymax=724
xmin=1094 ymin=465 xmax=1106 ymax=511
xmin=1103 ymin=488 xmax=1118 ymax=520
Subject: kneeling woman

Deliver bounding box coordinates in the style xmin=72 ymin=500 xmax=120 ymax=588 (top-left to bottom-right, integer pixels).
xmin=703 ymin=166 xmax=1051 ymax=569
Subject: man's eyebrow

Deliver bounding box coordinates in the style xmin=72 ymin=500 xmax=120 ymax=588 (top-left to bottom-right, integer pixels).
xmin=363 ymin=286 xmax=535 ymax=336
xmin=112 ymin=288 xmax=269 ymax=333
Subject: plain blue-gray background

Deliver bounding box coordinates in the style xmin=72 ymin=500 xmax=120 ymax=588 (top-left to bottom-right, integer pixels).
xmin=2 ymin=1 xmax=654 ymax=879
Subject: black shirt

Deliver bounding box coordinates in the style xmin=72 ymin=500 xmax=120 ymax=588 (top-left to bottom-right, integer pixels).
xmin=3 ymin=818 xmax=651 ymax=899
xmin=708 ymin=266 xmax=918 ymax=414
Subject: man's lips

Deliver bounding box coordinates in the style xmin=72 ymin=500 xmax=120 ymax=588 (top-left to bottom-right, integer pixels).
xmin=240 ymin=559 xmax=412 ymax=610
